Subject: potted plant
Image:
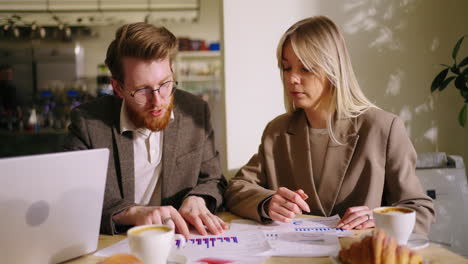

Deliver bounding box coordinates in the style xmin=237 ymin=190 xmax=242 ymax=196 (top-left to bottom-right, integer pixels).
xmin=431 ymin=35 xmax=468 ymax=127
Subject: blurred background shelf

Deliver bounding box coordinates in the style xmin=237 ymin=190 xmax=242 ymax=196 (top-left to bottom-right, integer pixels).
xmin=174 ymin=50 xmax=224 ymax=167
xmin=178 ymin=75 xmax=222 ymax=82
xmin=177 ymin=50 xmax=220 ymax=58
xmin=0 ymin=130 xmax=67 ymax=158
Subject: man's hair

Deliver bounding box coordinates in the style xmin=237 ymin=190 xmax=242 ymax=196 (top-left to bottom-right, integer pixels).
xmin=276 ymin=16 xmax=376 ymax=144
xmin=105 ymin=22 xmax=178 ymax=84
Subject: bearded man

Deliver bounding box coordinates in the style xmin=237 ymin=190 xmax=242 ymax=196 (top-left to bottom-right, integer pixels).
xmin=64 ymin=23 xmax=227 ymax=238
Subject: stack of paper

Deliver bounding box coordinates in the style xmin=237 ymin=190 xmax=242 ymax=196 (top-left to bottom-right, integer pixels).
xmin=94 ymin=215 xmax=351 ymax=263
xmin=229 ymin=215 xmax=351 ymax=257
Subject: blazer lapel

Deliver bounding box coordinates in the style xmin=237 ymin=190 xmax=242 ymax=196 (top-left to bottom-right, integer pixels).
xmin=287 ymin=110 xmax=326 ymax=216
xmin=317 ymin=117 xmax=359 ymax=216
xmin=112 ymin=100 xmax=135 ymax=200
xmin=161 ymin=106 xmax=180 ymax=200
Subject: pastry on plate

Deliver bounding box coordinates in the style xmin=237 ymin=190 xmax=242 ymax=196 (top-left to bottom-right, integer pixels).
xmin=338 ymin=229 xmax=423 ymax=264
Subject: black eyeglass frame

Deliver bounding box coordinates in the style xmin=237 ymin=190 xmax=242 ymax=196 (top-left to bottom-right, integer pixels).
xmin=118 ymin=80 xmax=178 ymax=104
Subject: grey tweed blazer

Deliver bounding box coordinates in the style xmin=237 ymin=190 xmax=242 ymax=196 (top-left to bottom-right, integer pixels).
xmin=64 ymin=90 xmax=226 ymax=234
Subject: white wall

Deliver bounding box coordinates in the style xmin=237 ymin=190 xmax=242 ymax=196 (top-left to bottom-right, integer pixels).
xmin=222 ymin=0 xmax=319 ymax=172
xmin=222 ymin=0 xmax=468 ymax=174
xmin=316 ymin=0 xmax=468 ymax=168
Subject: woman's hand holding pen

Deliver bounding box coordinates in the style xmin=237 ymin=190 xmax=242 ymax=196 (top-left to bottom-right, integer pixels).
xmin=266 ymin=187 xmax=311 ymax=222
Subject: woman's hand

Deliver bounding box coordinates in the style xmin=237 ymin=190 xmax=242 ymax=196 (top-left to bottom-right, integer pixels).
xmin=336 ymin=206 xmax=375 ymax=230
xmin=266 ymin=187 xmax=310 ymax=222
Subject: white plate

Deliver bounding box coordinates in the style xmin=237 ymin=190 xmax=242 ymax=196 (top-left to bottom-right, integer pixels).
xmin=354 ymin=232 xmax=430 ymax=250
xmin=407 ymin=233 xmax=430 ymax=250
xmin=330 ymin=255 xmax=428 ymax=264
xmin=330 ymin=233 xmax=429 ymax=263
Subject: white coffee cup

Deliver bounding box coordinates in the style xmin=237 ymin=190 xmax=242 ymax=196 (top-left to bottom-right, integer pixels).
xmin=372 ymin=206 xmax=416 ymax=245
xmin=127 ymin=224 xmax=186 ymax=264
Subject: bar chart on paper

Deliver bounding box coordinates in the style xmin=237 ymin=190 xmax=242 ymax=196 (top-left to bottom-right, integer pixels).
xmin=93 ymin=230 xmax=271 ymax=261
xmin=176 ymin=236 xmax=239 ymax=249
xmin=176 ymin=230 xmax=271 ymax=258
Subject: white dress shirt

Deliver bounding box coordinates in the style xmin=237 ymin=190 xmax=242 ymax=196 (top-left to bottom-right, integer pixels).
xmin=119 ymin=101 xmax=174 ymax=205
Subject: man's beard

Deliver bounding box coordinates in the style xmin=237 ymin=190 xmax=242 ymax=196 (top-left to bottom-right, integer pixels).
xmin=127 ymin=97 xmax=174 ymax=132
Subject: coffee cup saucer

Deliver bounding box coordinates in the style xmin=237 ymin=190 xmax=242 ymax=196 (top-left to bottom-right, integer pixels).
xmin=407 ymin=233 xmax=429 ymax=250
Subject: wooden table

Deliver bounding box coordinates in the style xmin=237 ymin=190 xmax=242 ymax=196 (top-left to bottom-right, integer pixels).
xmin=66 ymin=212 xmax=468 ymax=264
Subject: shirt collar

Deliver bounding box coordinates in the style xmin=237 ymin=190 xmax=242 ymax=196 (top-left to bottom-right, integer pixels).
xmin=120 ymin=100 xmax=174 ymax=136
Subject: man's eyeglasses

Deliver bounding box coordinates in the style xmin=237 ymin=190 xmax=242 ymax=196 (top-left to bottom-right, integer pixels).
xmin=120 ymin=80 xmax=178 ymax=105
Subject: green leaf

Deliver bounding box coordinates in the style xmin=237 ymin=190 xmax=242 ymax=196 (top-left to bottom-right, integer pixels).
xmin=452 ymin=36 xmax=465 ymax=61
xmin=459 ymin=56 xmax=468 ymax=68
xmin=431 ymin=68 xmax=449 ymax=92
xmin=439 ymin=76 xmax=456 ymax=91
xmin=454 ymin=74 xmax=467 ymax=90
xmin=462 ymin=88 xmax=468 ymax=101
xmin=451 ymin=64 xmax=460 ymax=74
xmin=461 ymin=90 xmax=467 ymax=100
xmin=458 ymin=103 xmax=467 ymax=127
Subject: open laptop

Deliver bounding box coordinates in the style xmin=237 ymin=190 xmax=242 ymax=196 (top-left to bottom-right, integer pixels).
xmin=0 ymin=148 xmax=109 ymax=264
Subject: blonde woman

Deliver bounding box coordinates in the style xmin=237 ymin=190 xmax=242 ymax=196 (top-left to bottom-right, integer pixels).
xmin=224 ymin=16 xmax=434 ymax=234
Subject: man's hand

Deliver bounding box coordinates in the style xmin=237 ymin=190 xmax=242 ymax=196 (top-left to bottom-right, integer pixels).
xmin=112 ymin=205 xmax=190 ymax=239
xmin=179 ymin=196 xmax=228 ymax=236
xmin=266 ymin=187 xmax=311 ymax=222
xmin=336 ymin=206 xmax=375 ymax=230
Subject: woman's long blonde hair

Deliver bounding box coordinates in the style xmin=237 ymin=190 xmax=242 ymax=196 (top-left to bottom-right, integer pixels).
xmin=277 ymin=16 xmax=375 ymax=143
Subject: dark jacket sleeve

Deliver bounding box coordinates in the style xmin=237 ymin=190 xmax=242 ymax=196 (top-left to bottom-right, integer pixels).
xmin=63 ymin=104 xmax=135 ymax=235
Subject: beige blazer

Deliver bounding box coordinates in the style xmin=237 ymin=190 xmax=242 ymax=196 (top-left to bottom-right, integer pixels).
xmin=225 ymin=107 xmax=434 ymax=234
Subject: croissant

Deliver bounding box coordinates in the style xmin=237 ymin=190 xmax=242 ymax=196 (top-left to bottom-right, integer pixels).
xmin=338 ymin=229 xmax=423 ymax=264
